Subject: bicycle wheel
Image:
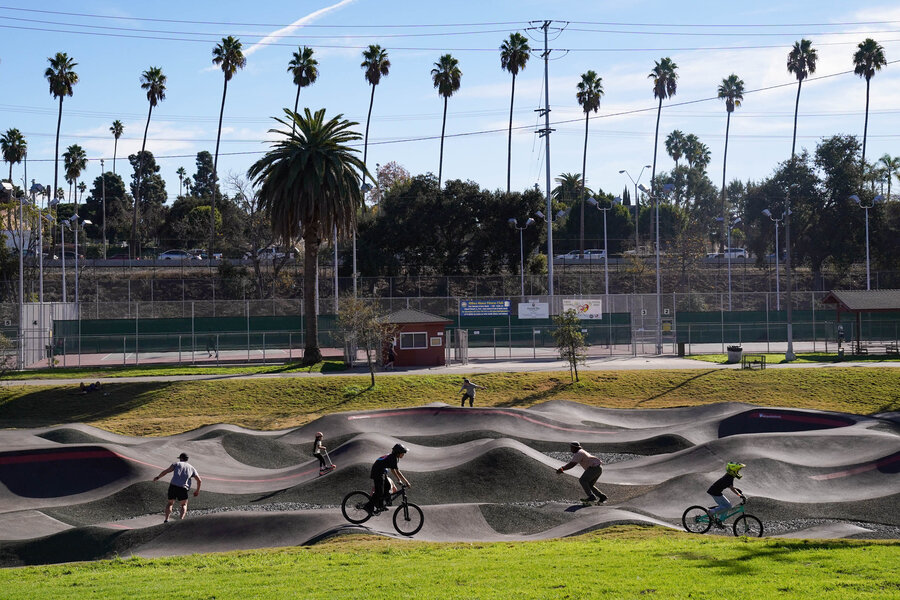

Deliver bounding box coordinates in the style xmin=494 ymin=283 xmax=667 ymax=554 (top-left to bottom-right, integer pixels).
xmin=733 ymin=514 xmax=763 ymax=537
xmin=393 ymin=502 xmax=424 ymax=536
xmin=341 ymin=491 xmax=373 ymax=524
xmin=682 ymin=505 xmax=712 ymax=534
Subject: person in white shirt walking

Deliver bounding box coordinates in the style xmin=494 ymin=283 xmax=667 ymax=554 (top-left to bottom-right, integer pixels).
xmin=153 ymin=452 xmax=202 ymax=522
xmin=556 ymin=441 xmax=607 ymax=505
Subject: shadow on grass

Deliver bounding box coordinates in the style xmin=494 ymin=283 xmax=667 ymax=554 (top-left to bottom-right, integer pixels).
xmin=636 ymin=370 xmax=718 ymax=406
xmin=495 ymin=379 xmax=574 ymax=408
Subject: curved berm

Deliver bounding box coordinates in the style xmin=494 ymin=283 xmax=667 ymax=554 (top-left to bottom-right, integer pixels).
xmin=0 ymin=401 xmax=897 ymax=566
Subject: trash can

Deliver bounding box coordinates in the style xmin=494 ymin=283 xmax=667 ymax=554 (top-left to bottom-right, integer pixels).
xmin=677 ymin=342 xmax=685 ymax=357
xmin=726 ymin=345 xmax=743 ymax=364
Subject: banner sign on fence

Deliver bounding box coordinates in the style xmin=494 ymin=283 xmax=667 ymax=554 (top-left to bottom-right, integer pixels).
xmin=460 ymin=299 xmax=511 ymax=317
xmin=561 ymin=298 xmax=603 ymax=320
xmin=518 ymin=301 xmax=549 ymax=319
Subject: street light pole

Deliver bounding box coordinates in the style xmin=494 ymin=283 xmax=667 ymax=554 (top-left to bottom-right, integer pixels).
xmin=762 ymin=208 xmax=784 ymax=311
xmin=640 ymin=182 xmax=674 ymax=354
xmin=619 ymin=165 xmax=651 ymax=255
xmin=588 ymin=197 xmax=620 ymax=297
xmin=508 ymin=217 xmax=535 ymax=297
xmin=850 ymin=194 xmax=884 ymax=290
xmin=715 ymin=215 xmax=741 ymax=311
xmin=101 ymin=158 xmax=107 ymax=260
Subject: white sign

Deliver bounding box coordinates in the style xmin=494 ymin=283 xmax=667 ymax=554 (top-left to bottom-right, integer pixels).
xmin=518 ymin=301 xmax=549 ymax=319
xmin=562 ymin=298 xmax=603 ymax=320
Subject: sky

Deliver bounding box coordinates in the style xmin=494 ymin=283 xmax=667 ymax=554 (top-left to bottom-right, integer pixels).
xmin=3 ymin=0 xmax=899 ymax=205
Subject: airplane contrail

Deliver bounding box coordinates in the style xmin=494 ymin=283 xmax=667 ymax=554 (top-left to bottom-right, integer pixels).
xmin=243 ymin=0 xmax=359 ymax=57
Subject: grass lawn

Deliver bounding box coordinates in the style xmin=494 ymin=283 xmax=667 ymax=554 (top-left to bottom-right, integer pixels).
xmin=688 ymin=352 xmax=900 ymax=365
xmin=0 ymin=527 xmax=897 ymax=599
xmin=0 ymin=360 xmax=349 ymax=380
xmin=1 ymin=368 xmax=898 ymax=436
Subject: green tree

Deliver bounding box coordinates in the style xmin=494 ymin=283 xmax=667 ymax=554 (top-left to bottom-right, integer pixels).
xmin=499 ymin=32 xmax=530 ymax=193
xmin=431 ymin=54 xmax=462 ymax=187
xmin=176 ymin=166 xmax=186 ymax=197
xmin=287 ymin=46 xmax=318 ymax=134
xmin=0 ymin=128 xmax=27 ymax=184
xmin=552 ymin=309 xmax=587 ymax=382
xmin=576 ymin=70 xmax=604 ymax=257
xmin=62 ymin=144 xmax=87 ymax=205
xmin=45 ymin=52 xmax=79 ymax=223
xmin=337 ymin=297 xmax=397 ymax=386
xmin=131 ymin=66 xmax=166 ymax=258
xmin=361 ymin=44 xmax=390 ymax=179
xmin=879 ymin=154 xmax=900 ymax=200
xmin=109 ymin=120 xmax=124 ymax=175
xmin=852 ymin=38 xmax=886 ymax=166
xmin=128 ymin=150 xmax=168 ymax=251
xmin=210 ymin=36 xmax=246 ymax=253
xmin=717 ymin=74 xmax=745 ymax=249
xmin=83 ymin=171 xmax=128 ymax=243
xmin=552 ymin=173 xmax=588 ymax=208
xmin=665 ymin=129 xmax=687 ymax=169
xmin=191 ymin=151 xmax=219 ymax=200
xmin=248 ymin=109 xmax=367 ymax=364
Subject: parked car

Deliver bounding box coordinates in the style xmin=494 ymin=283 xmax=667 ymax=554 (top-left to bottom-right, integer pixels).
xmin=187 ymin=248 xmax=223 ymax=260
xmin=244 ymin=247 xmax=294 ymax=261
xmin=158 ymin=249 xmax=199 ymax=261
xmin=554 ymin=249 xmax=606 ymax=264
xmin=706 ymin=252 xmax=722 ymax=259
xmin=721 ymin=248 xmax=749 ymax=259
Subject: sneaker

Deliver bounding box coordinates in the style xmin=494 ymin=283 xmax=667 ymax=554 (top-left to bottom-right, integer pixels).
xmin=595 ymin=494 xmax=608 ymax=504
xmin=580 ymin=497 xmax=596 ymax=504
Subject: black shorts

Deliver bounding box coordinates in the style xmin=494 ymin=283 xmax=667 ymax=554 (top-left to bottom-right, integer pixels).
xmin=167 ymin=484 xmax=189 ymax=501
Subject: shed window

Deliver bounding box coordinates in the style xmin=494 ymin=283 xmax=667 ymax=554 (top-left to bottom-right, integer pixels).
xmin=400 ymin=332 xmax=427 ymax=349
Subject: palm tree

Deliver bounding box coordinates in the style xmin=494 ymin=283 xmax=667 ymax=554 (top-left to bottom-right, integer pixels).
xmin=176 ymin=166 xmax=186 ymax=197
xmin=0 ymin=128 xmax=27 ymax=184
xmin=77 ymin=181 xmax=86 ymax=205
xmin=247 ymin=109 xmax=367 ymax=364
xmin=45 ymin=52 xmax=79 ymax=225
xmin=665 ymin=130 xmax=686 ymax=168
xmin=131 ymin=66 xmax=167 ymax=258
xmin=879 ymin=154 xmax=900 ymax=201
xmin=62 ymin=144 xmax=87 ymax=205
xmin=552 ymin=173 xmax=589 ymax=206
xmin=210 ymin=36 xmax=247 ymax=252
xmin=853 ymin=38 xmax=887 ymax=166
xmin=360 ymin=45 xmax=390 ymax=179
xmin=575 ymin=70 xmax=604 ymax=257
xmin=499 ymin=33 xmax=530 ymax=193
xmin=787 ymin=39 xmax=818 ymax=161
xmin=287 ymin=46 xmax=318 ymax=135
xmin=648 ymin=57 xmax=678 ymax=197
xmin=431 ymin=54 xmax=462 ymax=188
xmin=110 ymin=120 xmax=124 ymax=175
xmin=717 ymin=74 xmax=745 ymax=251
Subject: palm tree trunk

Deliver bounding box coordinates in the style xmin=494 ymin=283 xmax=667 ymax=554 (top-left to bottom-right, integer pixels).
xmin=650 ymin=97 xmax=662 ymax=247
xmin=364 ymin=83 xmax=376 ymax=170
xmin=303 ymin=228 xmax=323 ymax=364
xmin=580 ymin=112 xmax=589 ymax=257
xmin=506 ymin=73 xmax=516 ymax=194
xmin=52 ymin=96 xmax=63 ymax=254
xmin=721 ymin=110 xmax=731 ymax=252
xmin=791 ymin=80 xmax=802 ymax=158
xmin=292 ymin=84 xmax=301 ymax=135
xmin=862 ymin=77 xmax=870 ymax=166
xmin=132 ymin=102 xmax=153 ymax=259
xmin=211 ymin=78 xmax=228 ymax=255
xmin=113 ymin=138 xmax=118 ymax=176
xmin=438 ymin=97 xmax=448 ymax=188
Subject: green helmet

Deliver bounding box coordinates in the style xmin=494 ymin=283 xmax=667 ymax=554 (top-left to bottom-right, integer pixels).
xmin=726 ymin=462 xmax=745 ymax=478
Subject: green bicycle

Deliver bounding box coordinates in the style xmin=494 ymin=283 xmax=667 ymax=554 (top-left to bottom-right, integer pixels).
xmin=682 ymin=491 xmax=763 ymax=537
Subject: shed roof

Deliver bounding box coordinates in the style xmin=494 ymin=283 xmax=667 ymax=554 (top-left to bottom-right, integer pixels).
xmin=378 ymin=308 xmax=452 ymax=325
xmin=820 ymin=289 xmax=900 ymax=312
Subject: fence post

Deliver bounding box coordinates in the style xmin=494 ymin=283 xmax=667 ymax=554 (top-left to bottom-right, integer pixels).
xmin=123 ymin=336 xmax=126 ymax=367
xmin=135 ymin=302 xmax=139 ymax=365
xmin=247 ymin=300 xmax=251 ymax=362
xmin=191 ymin=301 xmax=195 ymax=365
xmin=289 ymin=332 xmax=292 ymax=361
xmin=262 ymin=332 xmax=266 ymax=365
xmin=178 ymin=335 xmax=182 ymax=364
xmin=216 ymin=334 xmax=220 ymax=367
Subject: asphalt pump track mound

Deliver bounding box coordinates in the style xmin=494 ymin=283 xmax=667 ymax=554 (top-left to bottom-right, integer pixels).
xmin=0 ymin=401 xmax=897 ymax=566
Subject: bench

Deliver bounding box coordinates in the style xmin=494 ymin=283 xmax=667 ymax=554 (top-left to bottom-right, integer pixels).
xmin=741 ymin=354 xmax=766 ymax=370
xmin=855 ymin=344 xmax=899 ymax=356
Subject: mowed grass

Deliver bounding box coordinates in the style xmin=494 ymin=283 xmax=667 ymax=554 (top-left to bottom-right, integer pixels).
xmin=0 ymin=360 xmax=349 ymax=380
xmin=1 ymin=527 xmax=897 ymax=599
xmin=1 ymin=368 xmax=898 ymax=435
xmin=689 ymin=352 xmax=900 ymax=364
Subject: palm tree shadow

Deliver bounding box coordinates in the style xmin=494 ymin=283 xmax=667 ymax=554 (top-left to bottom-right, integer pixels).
xmin=495 ymin=380 xmax=573 ymax=408
xmin=635 ymin=370 xmax=718 ymax=406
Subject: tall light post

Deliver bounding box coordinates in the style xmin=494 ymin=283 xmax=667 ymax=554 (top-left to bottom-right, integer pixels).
xmin=715 ymin=214 xmax=742 ymax=311
xmin=762 ymin=208 xmax=785 ymax=311
xmin=100 ymin=158 xmax=107 ymax=259
xmin=66 ymin=215 xmax=92 ymax=308
xmin=619 ymin=165 xmax=651 ymax=255
xmin=536 ymin=208 xmax=566 ymax=294
xmin=508 ymin=217 xmax=535 ymax=297
xmin=849 ymin=194 xmax=884 ymax=290
xmin=639 ymin=182 xmax=675 ymax=354
xmin=29 ymin=182 xmax=45 ymax=304
xmin=588 ymin=196 xmax=621 ymax=297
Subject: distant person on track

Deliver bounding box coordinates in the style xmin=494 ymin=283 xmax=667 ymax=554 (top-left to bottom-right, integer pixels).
xmin=368 ymin=443 xmax=411 ymax=512
xmin=459 ymin=377 xmax=486 ymax=407
xmin=312 ymin=431 xmax=332 ymax=474
xmin=153 ymin=452 xmax=202 ymax=523
xmin=556 ymin=441 xmax=607 ymax=505
xmin=384 ymin=345 xmax=396 ymax=370
xmin=706 ymin=462 xmax=746 ymax=528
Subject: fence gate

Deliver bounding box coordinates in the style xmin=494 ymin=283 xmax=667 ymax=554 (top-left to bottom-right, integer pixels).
xmin=447 ymin=328 xmax=468 ymax=365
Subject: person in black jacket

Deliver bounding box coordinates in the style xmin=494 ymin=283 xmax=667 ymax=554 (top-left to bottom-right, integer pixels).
xmin=368 ymin=443 xmax=411 ymax=512
xmin=707 ymin=462 xmax=746 ymax=528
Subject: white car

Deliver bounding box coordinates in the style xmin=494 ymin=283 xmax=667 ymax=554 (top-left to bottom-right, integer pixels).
xmin=721 ymin=248 xmax=749 ymax=259
xmin=158 ymin=249 xmax=199 ymax=260
xmin=245 ymin=247 xmax=295 ymax=261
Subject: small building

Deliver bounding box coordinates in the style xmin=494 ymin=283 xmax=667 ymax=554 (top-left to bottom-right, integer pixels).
xmin=821 ymin=289 xmax=900 ymax=353
xmin=379 ymin=309 xmax=452 ymax=368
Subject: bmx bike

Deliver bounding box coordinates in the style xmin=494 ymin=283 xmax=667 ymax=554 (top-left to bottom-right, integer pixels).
xmin=341 ymin=484 xmax=424 ymax=536
xmin=681 ymin=492 xmax=763 ymax=537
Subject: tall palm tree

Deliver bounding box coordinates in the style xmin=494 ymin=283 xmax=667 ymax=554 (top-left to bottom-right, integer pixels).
xmin=110 ymin=120 xmax=124 ymax=175
xmin=0 ymin=128 xmax=27 ymax=184
xmin=717 ymin=74 xmax=745 ymax=251
xmin=361 ymin=44 xmax=390 ymax=178
xmin=431 ymin=54 xmax=462 ymax=188
xmin=210 ymin=36 xmax=246 ymax=252
xmin=648 ymin=57 xmax=678 ymax=197
xmin=853 ymin=38 xmax=887 ymax=166
xmin=77 ymin=181 xmax=86 ymax=205
xmin=45 ymin=52 xmax=79 ymax=227
xmin=552 ymin=173 xmax=589 ymax=206
xmin=879 ymin=154 xmax=900 ymax=201
xmin=248 ymin=109 xmax=368 ymax=364
xmin=665 ymin=129 xmax=686 ymax=168
xmin=499 ymin=33 xmax=530 ymax=194
xmin=176 ymin=166 xmax=186 ymax=197
xmin=62 ymin=144 xmax=87 ymax=205
xmin=287 ymin=46 xmax=318 ymax=135
xmin=787 ymin=39 xmax=818 ymax=161
xmin=131 ymin=66 xmax=167 ymax=258
xmin=575 ymin=70 xmax=604 ymax=257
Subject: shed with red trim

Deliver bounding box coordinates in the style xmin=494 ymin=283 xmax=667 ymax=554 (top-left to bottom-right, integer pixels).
xmin=379 ymin=309 xmax=452 ymax=367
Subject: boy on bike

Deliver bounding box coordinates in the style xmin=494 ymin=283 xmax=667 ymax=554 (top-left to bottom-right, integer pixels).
xmin=706 ymin=462 xmax=746 ymax=528
xmin=369 ymin=443 xmax=411 ymax=512
xmin=557 ymin=441 xmax=607 ymax=505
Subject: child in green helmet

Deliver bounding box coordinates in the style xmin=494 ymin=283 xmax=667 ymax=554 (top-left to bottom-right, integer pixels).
xmin=706 ymin=462 xmax=746 ymax=528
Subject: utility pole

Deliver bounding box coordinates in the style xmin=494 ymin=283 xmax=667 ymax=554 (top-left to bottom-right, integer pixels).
xmin=784 ymin=184 xmax=795 ymax=360
xmin=534 ymin=20 xmax=556 ymax=298
xmin=101 ymin=158 xmax=107 ymax=259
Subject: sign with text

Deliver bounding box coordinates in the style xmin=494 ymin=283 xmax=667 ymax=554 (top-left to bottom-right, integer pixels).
xmin=517 ymin=301 xmax=549 ymax=319
xmin=561 ymin=298 xmax=603 ymax=320
xmin=459 ymin=299 xmax=511 ymax=317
